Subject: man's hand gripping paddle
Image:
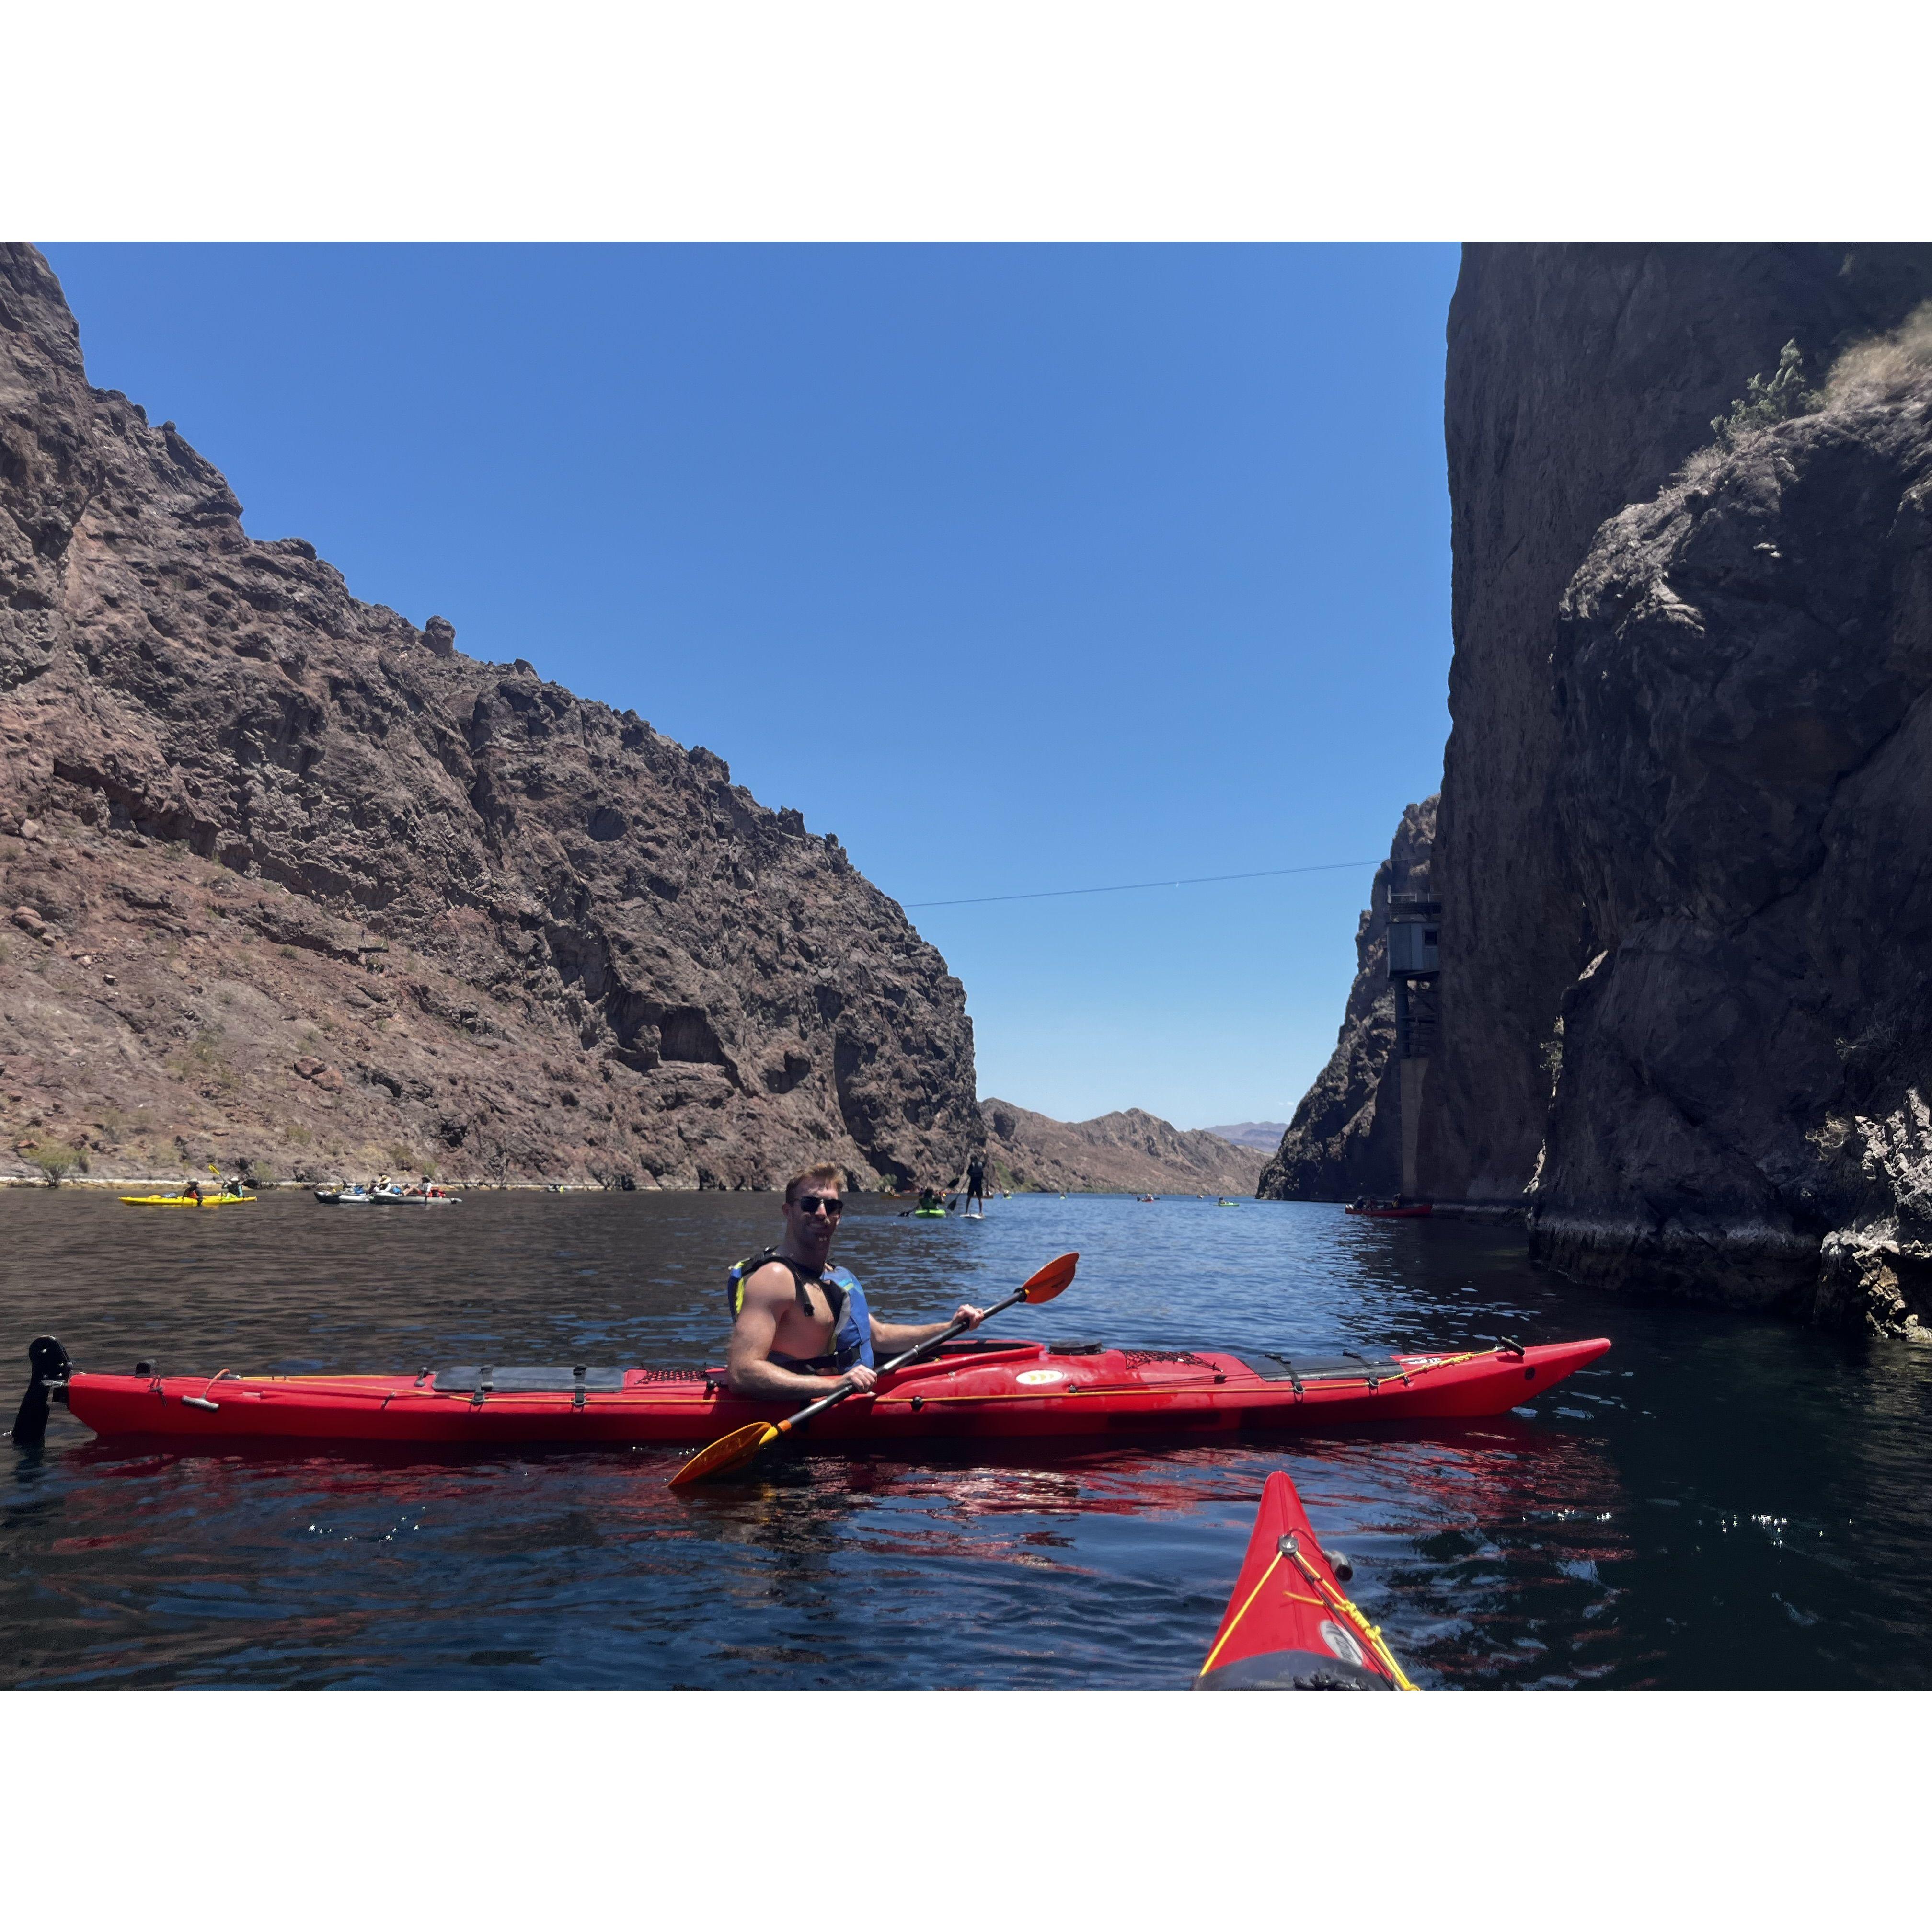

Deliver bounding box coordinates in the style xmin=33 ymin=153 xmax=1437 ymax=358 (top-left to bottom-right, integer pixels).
xmin=669 ymin=1251 xmax=1079 ymax=1489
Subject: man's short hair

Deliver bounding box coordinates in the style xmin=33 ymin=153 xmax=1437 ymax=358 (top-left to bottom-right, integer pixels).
xmin=784 ymin=1162 xmax=845 ymax=1206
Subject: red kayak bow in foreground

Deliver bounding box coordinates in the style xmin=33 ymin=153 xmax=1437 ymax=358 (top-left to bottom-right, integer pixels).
xmin=1197 ymin=1469 xmax=1416 ymax=1690
xmin=18 ymin=1333 xmax=1610 ymax=1450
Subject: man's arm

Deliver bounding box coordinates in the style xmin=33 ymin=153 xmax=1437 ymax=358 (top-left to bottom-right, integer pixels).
xmin=870 ymin=1304 xmax=988 ymax=1356
xmin=726 ymin=1265 xmax=878 ymax=1400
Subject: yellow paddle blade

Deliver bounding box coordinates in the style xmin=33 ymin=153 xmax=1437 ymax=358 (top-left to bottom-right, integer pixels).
xmin=1019 ymin=1253 xmax=1079 ymax=1304
xmin=668 ymin=1420 xmax=781 ymax=1489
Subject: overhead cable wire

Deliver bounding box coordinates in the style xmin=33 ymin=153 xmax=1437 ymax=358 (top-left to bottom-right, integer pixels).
xmin=903 ymin=858 xmax=1381 ymax=911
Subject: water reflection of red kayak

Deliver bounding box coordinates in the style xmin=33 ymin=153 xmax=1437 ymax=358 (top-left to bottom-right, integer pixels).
xmin=34 ymin=1333 xmax=1609 ymax=1451
xmin=1197 ymin=1469 xmax=1415 ymax=1689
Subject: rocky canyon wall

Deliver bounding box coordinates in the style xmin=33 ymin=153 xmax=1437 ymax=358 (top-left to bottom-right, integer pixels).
xmin=1426 ymin=243 xmax=1932 ymax=1334
xmin=1258 ymin=796 xmax=1433 ymax=1200
xmin=0 ymin=243 xmax=980 ymax=1189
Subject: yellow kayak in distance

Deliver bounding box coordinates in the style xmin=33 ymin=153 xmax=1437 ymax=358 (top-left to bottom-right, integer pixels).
xmin=117 ymin=1194 xmax=258 ymax=1207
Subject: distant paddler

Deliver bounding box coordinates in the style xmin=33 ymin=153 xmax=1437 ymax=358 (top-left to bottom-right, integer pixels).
xmin=960 ymin=1150 xmax=989 ymax=1219
xmin=725 ymin=1164 xmax=986 ymax=1402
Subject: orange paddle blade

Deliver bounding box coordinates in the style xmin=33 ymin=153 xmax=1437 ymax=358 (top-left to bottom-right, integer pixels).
xmin=668 ymin=1420 xmax=779 ymax=1489
xmin=1019 ymin=1253 xmax=1079 ymax=1303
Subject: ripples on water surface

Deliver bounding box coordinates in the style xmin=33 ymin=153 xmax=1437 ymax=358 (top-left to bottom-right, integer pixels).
xmin=5 ymin=1189 xmax=1931 ymax=1688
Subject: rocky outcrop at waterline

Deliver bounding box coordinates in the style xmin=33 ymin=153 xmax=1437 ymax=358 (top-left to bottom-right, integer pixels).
xmin=1257 ymin=797 xmax=1433 ymax=1201
xmin=980 ymin=1098 xmax=1267 ymax=1196
xmin=1419 ymin=243 xmax=1932 ymax=1335
xmin=0 ymin=243 xmax=981 ymax=1189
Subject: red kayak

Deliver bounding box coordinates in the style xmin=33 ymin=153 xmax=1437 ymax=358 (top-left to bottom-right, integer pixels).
xmin=18 ymin=1332 xmax=1609 ymax=1451
xmin=1197 ymin=1469 xmax=1415 ymax=1690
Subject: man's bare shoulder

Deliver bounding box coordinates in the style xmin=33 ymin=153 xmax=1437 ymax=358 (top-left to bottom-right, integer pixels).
xmin=740 ymin=1258 xmax=802 ymax=1307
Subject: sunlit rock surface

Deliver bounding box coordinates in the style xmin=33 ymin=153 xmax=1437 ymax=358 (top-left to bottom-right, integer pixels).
xmin=0 ymin=243 xmax=979 ymax=1188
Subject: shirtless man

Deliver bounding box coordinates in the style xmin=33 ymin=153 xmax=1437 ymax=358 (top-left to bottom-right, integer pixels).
xmin=727 ymin=1162 xmax=986 ymax=1400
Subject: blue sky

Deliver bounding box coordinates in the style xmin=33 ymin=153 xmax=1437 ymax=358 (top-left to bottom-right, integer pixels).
xmin=43 ymin=243 xmax=1460 ymax=1130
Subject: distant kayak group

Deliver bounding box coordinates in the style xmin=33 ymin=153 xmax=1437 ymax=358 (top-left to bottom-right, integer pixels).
xmin=121 ymin=1175 xmax=257 ymax=1208
xmin=316 ymin=1171 xmax=459 ymax=1205
xmin=118 ymin=1171 xmax=463 ymax=1207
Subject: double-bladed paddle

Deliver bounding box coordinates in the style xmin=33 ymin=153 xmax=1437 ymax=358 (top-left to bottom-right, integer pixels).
xmin=668 ymin=1250 xmax=1079 ymax=1489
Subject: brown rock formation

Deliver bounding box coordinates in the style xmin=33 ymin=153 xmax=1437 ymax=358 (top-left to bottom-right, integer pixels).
xmin=1258 ymin=797 xmax=1434 ymax=1201
xmin=0 ymin=243 xmax=979 ymax=1189
xmin=980 ymin=1098 xmax=1267 ymax=1196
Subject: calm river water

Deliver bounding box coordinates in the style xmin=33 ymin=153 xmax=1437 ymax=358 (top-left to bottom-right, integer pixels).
xmin=4 ymin=1189 xmax=1929 ymax=1689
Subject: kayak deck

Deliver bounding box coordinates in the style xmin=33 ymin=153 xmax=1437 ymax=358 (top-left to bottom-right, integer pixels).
xmin=1197 ymin=1469 xmax=1414 ymax=1689
xmin=45 ymin=1334 xmax=1610 ymax=1450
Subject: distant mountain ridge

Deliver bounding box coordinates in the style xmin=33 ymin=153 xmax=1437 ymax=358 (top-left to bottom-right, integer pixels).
xmin=980 ymin=1098 xmax=1265 ymax=1195
xmin=1203 ymin=1121 xmax=1287 ymax=1150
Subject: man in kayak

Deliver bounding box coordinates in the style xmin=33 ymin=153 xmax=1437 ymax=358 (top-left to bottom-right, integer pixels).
xmin=727 ymin=1164 xmax=987 ymax=1400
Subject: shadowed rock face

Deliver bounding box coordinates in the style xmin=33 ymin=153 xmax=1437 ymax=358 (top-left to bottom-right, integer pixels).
xmin=1258 ymin=797 xmax=1434 ymax=1201
xmin=0 ymin=243 xmax=979 ymax=1188
xmin=1428 ymin=244 xmax=1932 ymax=1209
xmin=1531 ymin=320 xmax=1932 ymax=1332
xmin=1414 ymin=241 xmax=1932 ymax=1335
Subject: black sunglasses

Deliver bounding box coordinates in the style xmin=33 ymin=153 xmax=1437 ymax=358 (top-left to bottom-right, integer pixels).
xmin=794 ymin=1195 xmax=843 ymax=1217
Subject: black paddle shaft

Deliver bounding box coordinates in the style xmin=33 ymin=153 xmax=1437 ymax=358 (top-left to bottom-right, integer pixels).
xmin=781 ymin=1285 xmax=1034 ymax=1434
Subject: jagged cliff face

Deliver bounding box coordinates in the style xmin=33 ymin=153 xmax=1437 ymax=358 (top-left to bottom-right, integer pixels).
xmin=1258 ymin=796 xmax=1434 ymax=1200
xmin=0 ymin=243 xmax=979 ymax=1188
xmin=1423 ymin=242 xmax=1932 ymax=1335
xmin=1427 ymin=244 xmax=1932 ymax=1207
xmin=1534 ymin=313 xmax=1932 ymax=1330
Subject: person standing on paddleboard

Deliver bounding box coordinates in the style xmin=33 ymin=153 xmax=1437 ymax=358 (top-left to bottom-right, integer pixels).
xmin=962 ymin=1150 xmax=988 ymax=1218
xmin=726 ymin=1163 xmax=987 ymax=1400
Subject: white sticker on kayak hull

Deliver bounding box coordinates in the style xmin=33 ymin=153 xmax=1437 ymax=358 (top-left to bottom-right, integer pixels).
xmin=1320 ymin=1620 xmax=1367 ymax=1668
xmin=1015 ymin=1369 xmax=1067 ymax=1386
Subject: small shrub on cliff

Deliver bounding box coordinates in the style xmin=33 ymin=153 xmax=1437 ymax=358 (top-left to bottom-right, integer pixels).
xmin=31 ymin=1139 xmax=84 ymax=1185
xmin=1712 ymin=340 xmax=1823 ymax=445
